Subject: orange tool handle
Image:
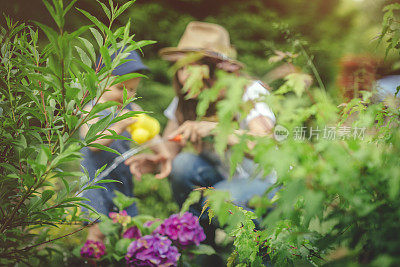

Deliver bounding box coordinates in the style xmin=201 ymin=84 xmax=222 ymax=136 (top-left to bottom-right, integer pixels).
xmin=168 ymin=134 xmax=183 ymax=143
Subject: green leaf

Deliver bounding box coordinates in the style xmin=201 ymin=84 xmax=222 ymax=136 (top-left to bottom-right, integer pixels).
xmin=85 ymin=113 xmax=113 ymax=142
xmin=114 ymin=1 xmax=136 ymax=19
xmin=181 ymin=191 xmax=201 ymax=214
xmin=61 ymin=197 xmax=90 ymax=204
xmin=63 ymin=0 xmax=78 ymax=16
xmin=189 ymin=244 xmax=216 ymax=255
xmin=76 ymin=8 xmax=107 ymax=34
xmin=99 ymin=46 xmax=111 ymax=68
xmin=41 ymin=190 xmax=55 ymax=204
xmin=84 ymin=185 xmax=107 ymax=190
xmin=87 ymin=143 xmax=121 ymax=155
xmin=67 ymin=25 xmax=91 ymax=40
xmin=95 ymin=164 xmax=108 ymax=178
xmin=111 ymin=72 xmax=147 ymax=86
xmin=98 ymin=214 xmax=120 ymax=235
xmin=100 ymin=133 xmax=133 ymax=142
xmin=90 ymin=27 xmax=104 ymax=47
xmin=128 ymin=40 xmax=157 ymax=52
xmin=113 ymin=191 xmax=137 ymax=211
xmin=96 ymin=179 xmax=122 ymax=184
xmin=78 ymin=37 xmax=96 ymax=63
xmin=61 ymin=177 xmax=70 ymax=194
xmin=42 ymin=0 xmax=62 ymax=29
xmin=34 ymin=21 xmax=58 ymax=45
xmin=0 ymin=163 xmax=18 ymax=173
xmin=115 ymin=239 xmax=132 ymax=255
xmin=75 ymin=46 xmax=92 ymax=67
xmin=96 ymin=0 xmax=111 ymax=19
xmin=90 ymin=101 xmax=120 ymax=116
xmin=77 ymin=202 xmax=99 ymax=214
xmin=110 ymin=110 xmax=142 ymax=124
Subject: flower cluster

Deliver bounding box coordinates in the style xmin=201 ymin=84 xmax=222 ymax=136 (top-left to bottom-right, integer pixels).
xmin=123 ymin=226 xmax=142 ymax=239
xmin=109 ymin=210 xmax=131 ymax=226
xmin=155 ymin=212 xmax=206 ymax=246
xmin=125 ymin=234 xmax=180 ymax=267
xmin=80 ymin=240 xmax=106 ymax=259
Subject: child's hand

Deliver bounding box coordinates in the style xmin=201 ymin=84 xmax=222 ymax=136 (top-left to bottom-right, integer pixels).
xmin=124 ymin=152 xmax=172 ymax=180
xmin=167 ymin=120 xmax=217 ymax=146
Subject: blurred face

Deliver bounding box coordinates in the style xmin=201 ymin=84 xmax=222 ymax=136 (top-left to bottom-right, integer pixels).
xmin=103 ymin=77 xmax=141 ymax=103
xmin=177 ymin=64 xmax=195 ymax=85
xmin=176 ymin=59 xmax=239 ymax=100
xmin=177 ymin=63 xmax=211 ymax=99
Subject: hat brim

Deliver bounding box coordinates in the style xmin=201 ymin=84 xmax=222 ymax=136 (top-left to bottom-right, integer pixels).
xmin=159 ymin=47 xmax=244 ymax=68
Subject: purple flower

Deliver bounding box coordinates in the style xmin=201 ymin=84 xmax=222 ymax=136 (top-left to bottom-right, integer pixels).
xmin=80 ymin=240 xmax=106 ymax=259
xmin=126 ymin=234 xmax=180 ymax=267
xmin=123 ymin=226 xmax=142 ymax=239
xmin=155 ymin=212 xmax=206 ymax=247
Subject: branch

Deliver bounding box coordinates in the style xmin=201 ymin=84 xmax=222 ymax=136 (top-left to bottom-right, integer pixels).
xmin=10 ymin=217 xmax=99 ymax=254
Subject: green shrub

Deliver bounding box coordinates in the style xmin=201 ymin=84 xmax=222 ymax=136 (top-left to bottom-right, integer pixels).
xmin=0 ymin=0 xmax=153 ymax=264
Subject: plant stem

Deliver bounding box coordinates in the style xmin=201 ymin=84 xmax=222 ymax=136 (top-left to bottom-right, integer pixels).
xmin=7 ymin=218 xmax=99 ymax=254
xmin=298 ymin=43 xmax=326 ymax=92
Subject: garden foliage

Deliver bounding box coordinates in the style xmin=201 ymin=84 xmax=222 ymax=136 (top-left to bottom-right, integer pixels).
xmin=184 ymin=7 xmax=400 ymax=265
xmin=0 ymin=0 xmax=153 ymax=264
xmin=1 ymin=1 xmax=399 ymax=266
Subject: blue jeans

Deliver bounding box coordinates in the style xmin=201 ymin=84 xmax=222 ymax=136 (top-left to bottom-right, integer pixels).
xmin=169 ymin=152 xmax=277 ymax=218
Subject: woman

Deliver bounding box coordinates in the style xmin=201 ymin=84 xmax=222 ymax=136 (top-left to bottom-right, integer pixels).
xmin=125 ymin=21 xmax=277 ymax=221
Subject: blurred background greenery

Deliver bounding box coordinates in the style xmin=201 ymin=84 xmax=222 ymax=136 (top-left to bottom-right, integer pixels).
xmin=2 ymin=0 xmax=399 ymax=225
xmin=2 ymin=0 xmax=399 ymax=126
xmin=1 ymin=0 xmax=399 ymax=263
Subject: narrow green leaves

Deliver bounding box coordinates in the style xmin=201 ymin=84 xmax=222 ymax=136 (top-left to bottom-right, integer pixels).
xmin=114 ymin=1 xmax=136 ymax=19
xmin=87 ymin=143 xmax=121 ymax=155
xmin=34 ymin=21 xmax=58 ymax=45
xmin=90 ymin=28 xmax=104 ymax=47
xmin=99 ymin=46 xmax=111 ymax=68
xmin=111 ymin=72 xmax=147 ymax=85
xmin=78 ymin=37 xmax=96 ymax=63
xmin=75 ymin=46 xmax=91 ymax=67
xmin=76 ymin=8 xmax=107 ymax=34
xmin=97 ymin=0 xmax=111 ymax=20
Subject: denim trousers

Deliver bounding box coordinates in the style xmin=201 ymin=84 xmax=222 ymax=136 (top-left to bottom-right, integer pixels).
xmin=169 ymin=152 xmax=277 ymax=219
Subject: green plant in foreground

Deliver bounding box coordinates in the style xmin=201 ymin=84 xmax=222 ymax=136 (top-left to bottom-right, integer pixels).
xmin=184 ymin=6 xmax=400 ymax=265
xmin=0 ymin=0 xmax=154 ymax=264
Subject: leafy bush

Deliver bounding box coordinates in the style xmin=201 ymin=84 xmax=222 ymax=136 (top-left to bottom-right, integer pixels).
xmin=182 ymin=7 xmax=400 ymax=266
xmin=0 ymin=0 xmax=153 ymax=264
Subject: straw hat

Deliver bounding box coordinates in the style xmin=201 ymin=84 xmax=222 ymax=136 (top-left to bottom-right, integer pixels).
xmin=159 ymin=21 xmax=244 ymax=68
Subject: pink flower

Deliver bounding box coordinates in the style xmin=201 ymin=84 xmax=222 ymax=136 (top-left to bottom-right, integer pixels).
xmin=123 ymin=226 xmax=142 ymax=239
xmin=126 ymin=234 xmax=180 ymax=266
xmin=109 ymin=210 xmax=131 ymax=225
xmin=155 ymin=212 xmax=206 ymax=247
xmin=80 ymin=240 xmax=106 ymax=259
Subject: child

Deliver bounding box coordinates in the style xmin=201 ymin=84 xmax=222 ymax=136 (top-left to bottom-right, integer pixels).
xmin=80 ymin=49 xmax=148 ymax=242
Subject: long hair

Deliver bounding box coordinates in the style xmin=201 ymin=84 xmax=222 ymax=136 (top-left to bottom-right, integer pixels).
xmin=172 ymin=74 xmax=217 ymax=125
xmin=338 ymin=55 xmax=378 ymax=101
xmin=172 ymin=60 xmax=220 ymax=125
xmin=171 ymin=59 xmax=256 ymax=125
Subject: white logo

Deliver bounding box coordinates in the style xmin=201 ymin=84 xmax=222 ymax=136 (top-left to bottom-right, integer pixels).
xmin=274 ymin=125 xmax=289 ymax=142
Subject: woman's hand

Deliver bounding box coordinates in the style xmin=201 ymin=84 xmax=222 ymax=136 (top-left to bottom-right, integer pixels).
xmin=124 ymin=153 xmax=172 ymax=180
xmin=167 ymin=120 xmax=217 ymax=146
